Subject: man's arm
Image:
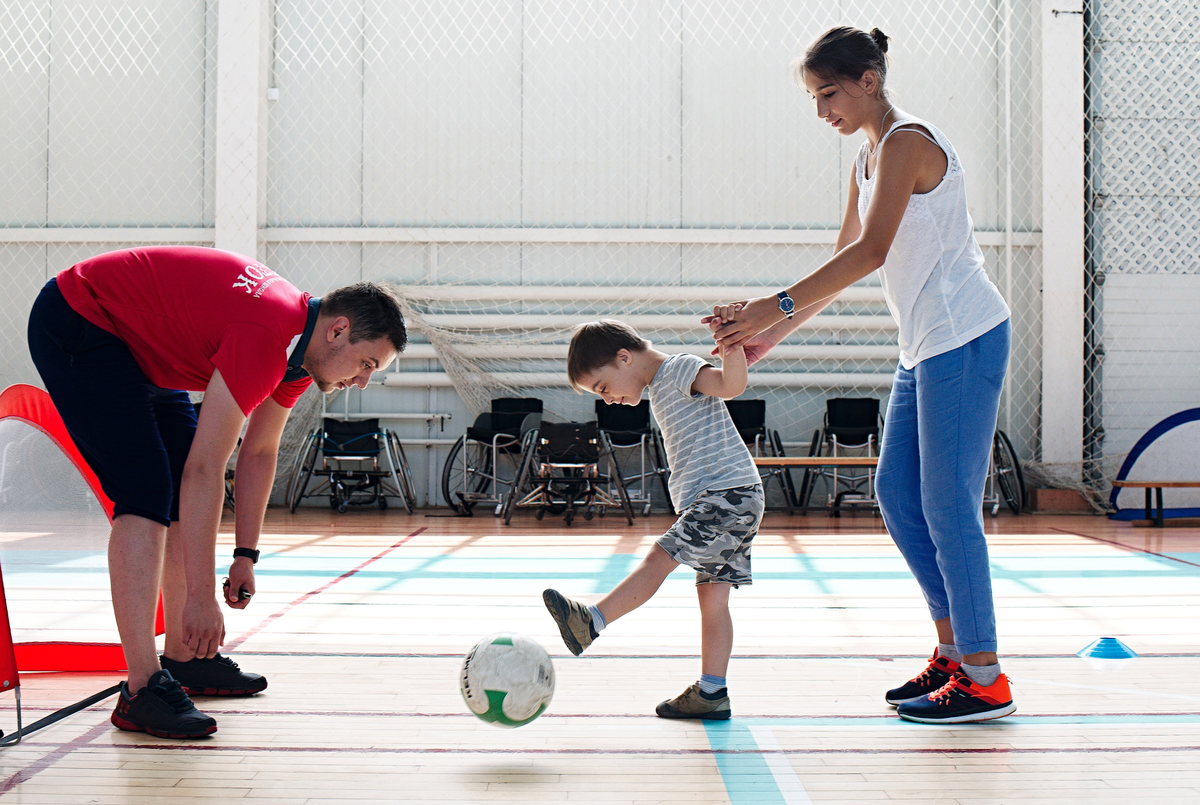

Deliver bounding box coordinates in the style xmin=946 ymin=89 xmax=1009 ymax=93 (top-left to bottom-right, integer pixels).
xmin=223 ymin=397 xmax=292 ymax=608
xmin=179 ymin=369 xmax=246 ymax=657
xmin=691 ymin=343 xmax=748 ymax=400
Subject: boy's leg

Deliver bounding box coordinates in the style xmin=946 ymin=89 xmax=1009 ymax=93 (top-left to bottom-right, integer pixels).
xmin=544 ymin=544 xmax=678 ymax=656
xmin=595 ymin=544 xmax=678 ymax=623
xmin=697 ymin=581 xmax=733 ymax=679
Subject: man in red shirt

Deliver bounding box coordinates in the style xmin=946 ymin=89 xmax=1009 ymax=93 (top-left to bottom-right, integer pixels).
xmin=27 ymin=246 xmax=407 ymax=738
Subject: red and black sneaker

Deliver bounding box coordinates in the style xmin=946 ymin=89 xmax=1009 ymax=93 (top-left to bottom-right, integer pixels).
xmin=160 ymin=653 xmax=268 ymax=696
xmin=896 ymin=671 xmax=1017 ymax=724
xmin=885 ymin=649 xmax=961 ymax=705
xmin=110 ymin=669 xmax=218 ymax=739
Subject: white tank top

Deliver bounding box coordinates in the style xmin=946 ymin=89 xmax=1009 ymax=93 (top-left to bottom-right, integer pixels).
xmin=856 ymin=117 xmax=1010 ymax=370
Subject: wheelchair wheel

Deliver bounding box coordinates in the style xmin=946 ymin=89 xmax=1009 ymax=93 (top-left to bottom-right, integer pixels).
xmin=386 ymin=432 xmax=416 ymax=513
xmin=441 ymin=436 xmax=493 ymax=514
xmin=992 ymin=429 xmax=1026 ymax=515
xmin=285 ymin=432 xmax=320 ymax=513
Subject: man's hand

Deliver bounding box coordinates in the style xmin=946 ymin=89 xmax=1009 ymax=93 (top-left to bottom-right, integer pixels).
xmin=183 ymin=592 xmax=225 ymax=659
xmin=224 ymin=556 xmax=256 ymax=610
xmin=708 ymin=295 xmax=783 ymax=347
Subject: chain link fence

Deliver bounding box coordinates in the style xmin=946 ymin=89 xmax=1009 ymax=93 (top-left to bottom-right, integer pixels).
xmin=7 ymin=1 xmax=1191 ymax=510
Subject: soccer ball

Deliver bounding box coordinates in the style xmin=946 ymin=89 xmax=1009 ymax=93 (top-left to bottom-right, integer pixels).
xmin=460 ymin=632 xmax=555 ymax=728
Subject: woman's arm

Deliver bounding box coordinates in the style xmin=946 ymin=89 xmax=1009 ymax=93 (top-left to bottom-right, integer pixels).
xmin=711 ymin=131 xmax=938 ymax=346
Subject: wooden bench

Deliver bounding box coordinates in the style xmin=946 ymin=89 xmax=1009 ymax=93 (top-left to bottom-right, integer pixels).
xmin=752 ymin=456 xmax=879 ymax=514
xmin=1111 ymin=479 xmax=1200 ymax=527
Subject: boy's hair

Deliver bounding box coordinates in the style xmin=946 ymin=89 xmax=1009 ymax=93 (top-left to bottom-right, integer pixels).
xmin=567 ymin=320 xmax=650 ymax=392
xmin=323 ymin=281 xmax=408 ymax=353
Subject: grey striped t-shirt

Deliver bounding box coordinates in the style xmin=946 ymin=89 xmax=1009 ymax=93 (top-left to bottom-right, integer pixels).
xmin=648 ymin=353 xmax=762 ymax=511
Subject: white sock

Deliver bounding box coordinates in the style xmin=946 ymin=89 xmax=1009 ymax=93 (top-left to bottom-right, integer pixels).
xmin=938 ymin=642 xmax=963 ymax=662
xmin=698 ymin=673 xmax=726 ymax=695
xmin=588 ymin=604 xmax=607 ymax=633
xmin=961 ymin=661 xmax=1001 ymax=687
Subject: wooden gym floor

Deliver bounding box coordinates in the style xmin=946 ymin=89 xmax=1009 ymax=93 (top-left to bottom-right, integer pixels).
xmin=0 ymin=508 xmax=1197 ymax=804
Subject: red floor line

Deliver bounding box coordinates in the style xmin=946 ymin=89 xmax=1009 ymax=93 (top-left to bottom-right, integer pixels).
xmin=223 ymin=650 xmax=1200 ymax=659
xmin=67 ymin=743 xmax=1200 ymax=757
xmin=225 ymin=527 xmax=427 ymax=651
xmin=144 ymin=709 xmax=1200 ymax=719
xmin=0 ymin=721 xmax=109 ymax=794
xmin=1049 ymin=526 xmax=1200 ymax=569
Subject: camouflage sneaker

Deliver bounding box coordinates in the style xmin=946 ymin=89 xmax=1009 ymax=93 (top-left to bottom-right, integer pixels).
xmin=655 ymin=683 xmax=731 ymax=721
xmin=542 ymin=589 xmax=598 ymax=656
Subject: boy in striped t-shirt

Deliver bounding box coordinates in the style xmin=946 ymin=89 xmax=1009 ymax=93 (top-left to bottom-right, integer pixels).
xmin=543 ymin=320 xmax=764 ymax=720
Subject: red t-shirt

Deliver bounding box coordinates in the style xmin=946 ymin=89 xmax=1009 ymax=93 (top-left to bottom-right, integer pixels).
xmin=56 ymin=246 xmax=313 ymax=416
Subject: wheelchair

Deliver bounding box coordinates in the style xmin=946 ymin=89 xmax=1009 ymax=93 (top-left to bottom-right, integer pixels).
xmin=984 ymin=429 xmax=1026 ymax=515
xmin=501 ymin=421 xmax=635 ymax=526
xmin=594 ymin=399 xmax=671 ymax=515
xmin=798 ymin=397 xmax=881 ymax=516
xmin=440 ymin=397 xmax=543 ymax=515
xmin=285 ymin=417 xmax=416 ymax=513
xmin=724 ymin=399 xmax=798 ymax=509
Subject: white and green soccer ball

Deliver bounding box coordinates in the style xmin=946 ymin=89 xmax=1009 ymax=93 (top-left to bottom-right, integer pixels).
xmin=460 ymin=633 xmax=555 ymax=728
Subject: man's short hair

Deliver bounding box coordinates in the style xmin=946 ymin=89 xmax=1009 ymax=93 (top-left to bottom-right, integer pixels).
xmin=567 ymin=319 xmax=650 ymax=392
xmin=323 ymin=282 xmax=407 ymax=353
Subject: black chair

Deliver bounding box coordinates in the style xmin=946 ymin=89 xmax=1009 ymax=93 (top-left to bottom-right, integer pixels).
xmin=285 ymin=417 xmax=416 ymax=513
xmin=501 ymin=421 xmax=634 ymax=526
xmin=440 ymin=397 xmax=543 ymax=515
xmin=799 ymin=397 xmax=881 ymax=515
xmin=594 ymin=399 xmax=671 ymax=515
xmin=724 ymin=399 xmax=797 ymax=509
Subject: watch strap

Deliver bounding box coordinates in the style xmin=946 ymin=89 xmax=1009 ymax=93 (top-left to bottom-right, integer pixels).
xmin=233 ymin=547 xmax=260 ymax=564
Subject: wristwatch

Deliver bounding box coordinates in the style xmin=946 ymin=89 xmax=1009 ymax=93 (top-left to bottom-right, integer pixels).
xmin=777 ymin=290 xmax=796 ymax=319
xmin=233 ymin=547 xmax=260 ymax=564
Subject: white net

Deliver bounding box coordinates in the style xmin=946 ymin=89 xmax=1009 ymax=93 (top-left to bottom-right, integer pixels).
xmin=0 ymin=419 xmax=117 ymax=645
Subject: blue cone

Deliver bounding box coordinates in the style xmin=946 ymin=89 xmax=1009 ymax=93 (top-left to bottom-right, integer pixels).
xmin=1077 ymin=637 xmax=1138 ymax=659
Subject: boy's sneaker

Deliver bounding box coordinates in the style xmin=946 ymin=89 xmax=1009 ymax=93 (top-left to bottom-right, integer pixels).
xmin=896 ymin=671 xmax=1017 ymax=724
xmin=110 ymin=669 xmax=218 ymax=739
xmin=542 ymin=589 xmax=598 ymax=656
xmin=655 ymin=683 xmax=731 ymax=721
xmin=160 ymin=653 xmax=268 ymax=696
xmin=885 ymin=649 xmax=961 ymax=705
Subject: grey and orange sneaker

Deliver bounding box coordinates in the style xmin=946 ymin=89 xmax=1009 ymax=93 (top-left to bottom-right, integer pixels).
xmin=542 ymin=589 xmax=598 ymax=655
xmin=655 ymin=683 xmax=731 ymax=720
xmin=885 ymin=649 xmax=961 ymax=705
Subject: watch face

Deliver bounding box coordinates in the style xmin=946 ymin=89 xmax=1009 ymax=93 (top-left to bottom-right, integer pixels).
xmin=779 ymin=296 xmax=795 ymax=314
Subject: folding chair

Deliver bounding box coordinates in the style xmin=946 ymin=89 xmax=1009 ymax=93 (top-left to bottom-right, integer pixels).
xmin=285 ymin=418 xmax=416 ymax=513
xmin=440 ymin=398 xmax=543 ymax=515
xmin=724 ymin=399 xmax=798 ymax=509
xmin=798 ymin=397 xmax=881 ymax=515
xmin=594 ymin=399 xmax=671 ymax=515
xmin=501 ymin=421 xmax=634 ymax=525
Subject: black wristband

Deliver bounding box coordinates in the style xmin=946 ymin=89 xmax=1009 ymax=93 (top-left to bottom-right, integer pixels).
xmin=233 ymin=547 xmax=260 ymax=564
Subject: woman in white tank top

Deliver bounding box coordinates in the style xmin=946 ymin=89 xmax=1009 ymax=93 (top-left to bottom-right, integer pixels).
xmin=708 ymin=26 xmax=1016 ymax=724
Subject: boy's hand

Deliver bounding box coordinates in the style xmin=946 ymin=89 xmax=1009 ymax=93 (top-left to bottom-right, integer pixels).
xmin=701 ymin=301 xmax=746 ymax=331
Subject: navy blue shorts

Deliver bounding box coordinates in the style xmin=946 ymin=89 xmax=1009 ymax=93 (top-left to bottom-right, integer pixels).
xmin=27 ymin=279 xmax=197 ymax=527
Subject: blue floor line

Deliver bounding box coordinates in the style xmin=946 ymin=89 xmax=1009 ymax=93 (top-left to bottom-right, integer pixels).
xmin=703 ymin=720 xmax=787 ymax=804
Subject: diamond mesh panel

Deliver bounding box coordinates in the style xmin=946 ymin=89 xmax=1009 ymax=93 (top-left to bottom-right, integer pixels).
xmin=1084 ymin=0 xmax=1200 ymax=501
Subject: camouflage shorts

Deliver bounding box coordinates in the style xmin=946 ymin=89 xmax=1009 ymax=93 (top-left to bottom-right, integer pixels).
xmin=656 ymin=484 xmax=764 ymax=586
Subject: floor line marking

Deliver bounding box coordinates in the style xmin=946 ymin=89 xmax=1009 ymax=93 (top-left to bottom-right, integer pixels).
xmin=0 ymin=720 xmax=109 ymax=794
xmin=749 ymin=726 xmax=814 ymax=805
xmin=54 ymin=742 xmax=1200 ymax=757
xmin=1049 ymin=526 xmax=1200 ymax=569
xmin=225 ymin=527 xmax=426 ymax=651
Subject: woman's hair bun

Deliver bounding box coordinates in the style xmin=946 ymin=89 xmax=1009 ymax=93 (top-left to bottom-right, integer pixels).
xmin=869 ymin=28 xmax=889 ymax=54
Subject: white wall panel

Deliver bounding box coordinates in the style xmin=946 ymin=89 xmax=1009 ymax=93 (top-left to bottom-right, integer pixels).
xmin=521 ymin=0 xmax=681 ymax=225
xmin=47 ymin=0 xmax=210 ymax=225
xmin=363 ymin=1 xmax=523 ymax=226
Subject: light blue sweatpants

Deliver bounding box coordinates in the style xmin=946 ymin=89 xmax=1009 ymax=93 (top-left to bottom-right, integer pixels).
xmin=875 ymin=320 xmax=1010 ymax=656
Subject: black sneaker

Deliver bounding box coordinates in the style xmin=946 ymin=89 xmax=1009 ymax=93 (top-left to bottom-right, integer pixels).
xmin=161 ymin=653 xmax=268 ymax=696
xmin=110 ymin=670 xmax=218 ymax=739
xmin=896 ymin=671 xmax=1017 ymax=724
xmin=885 ymin=650 xmax=962 ymax=705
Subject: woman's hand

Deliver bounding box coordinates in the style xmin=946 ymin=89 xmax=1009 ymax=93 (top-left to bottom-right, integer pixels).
xmin=708 ymin=295 xmax=783 ymax=347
